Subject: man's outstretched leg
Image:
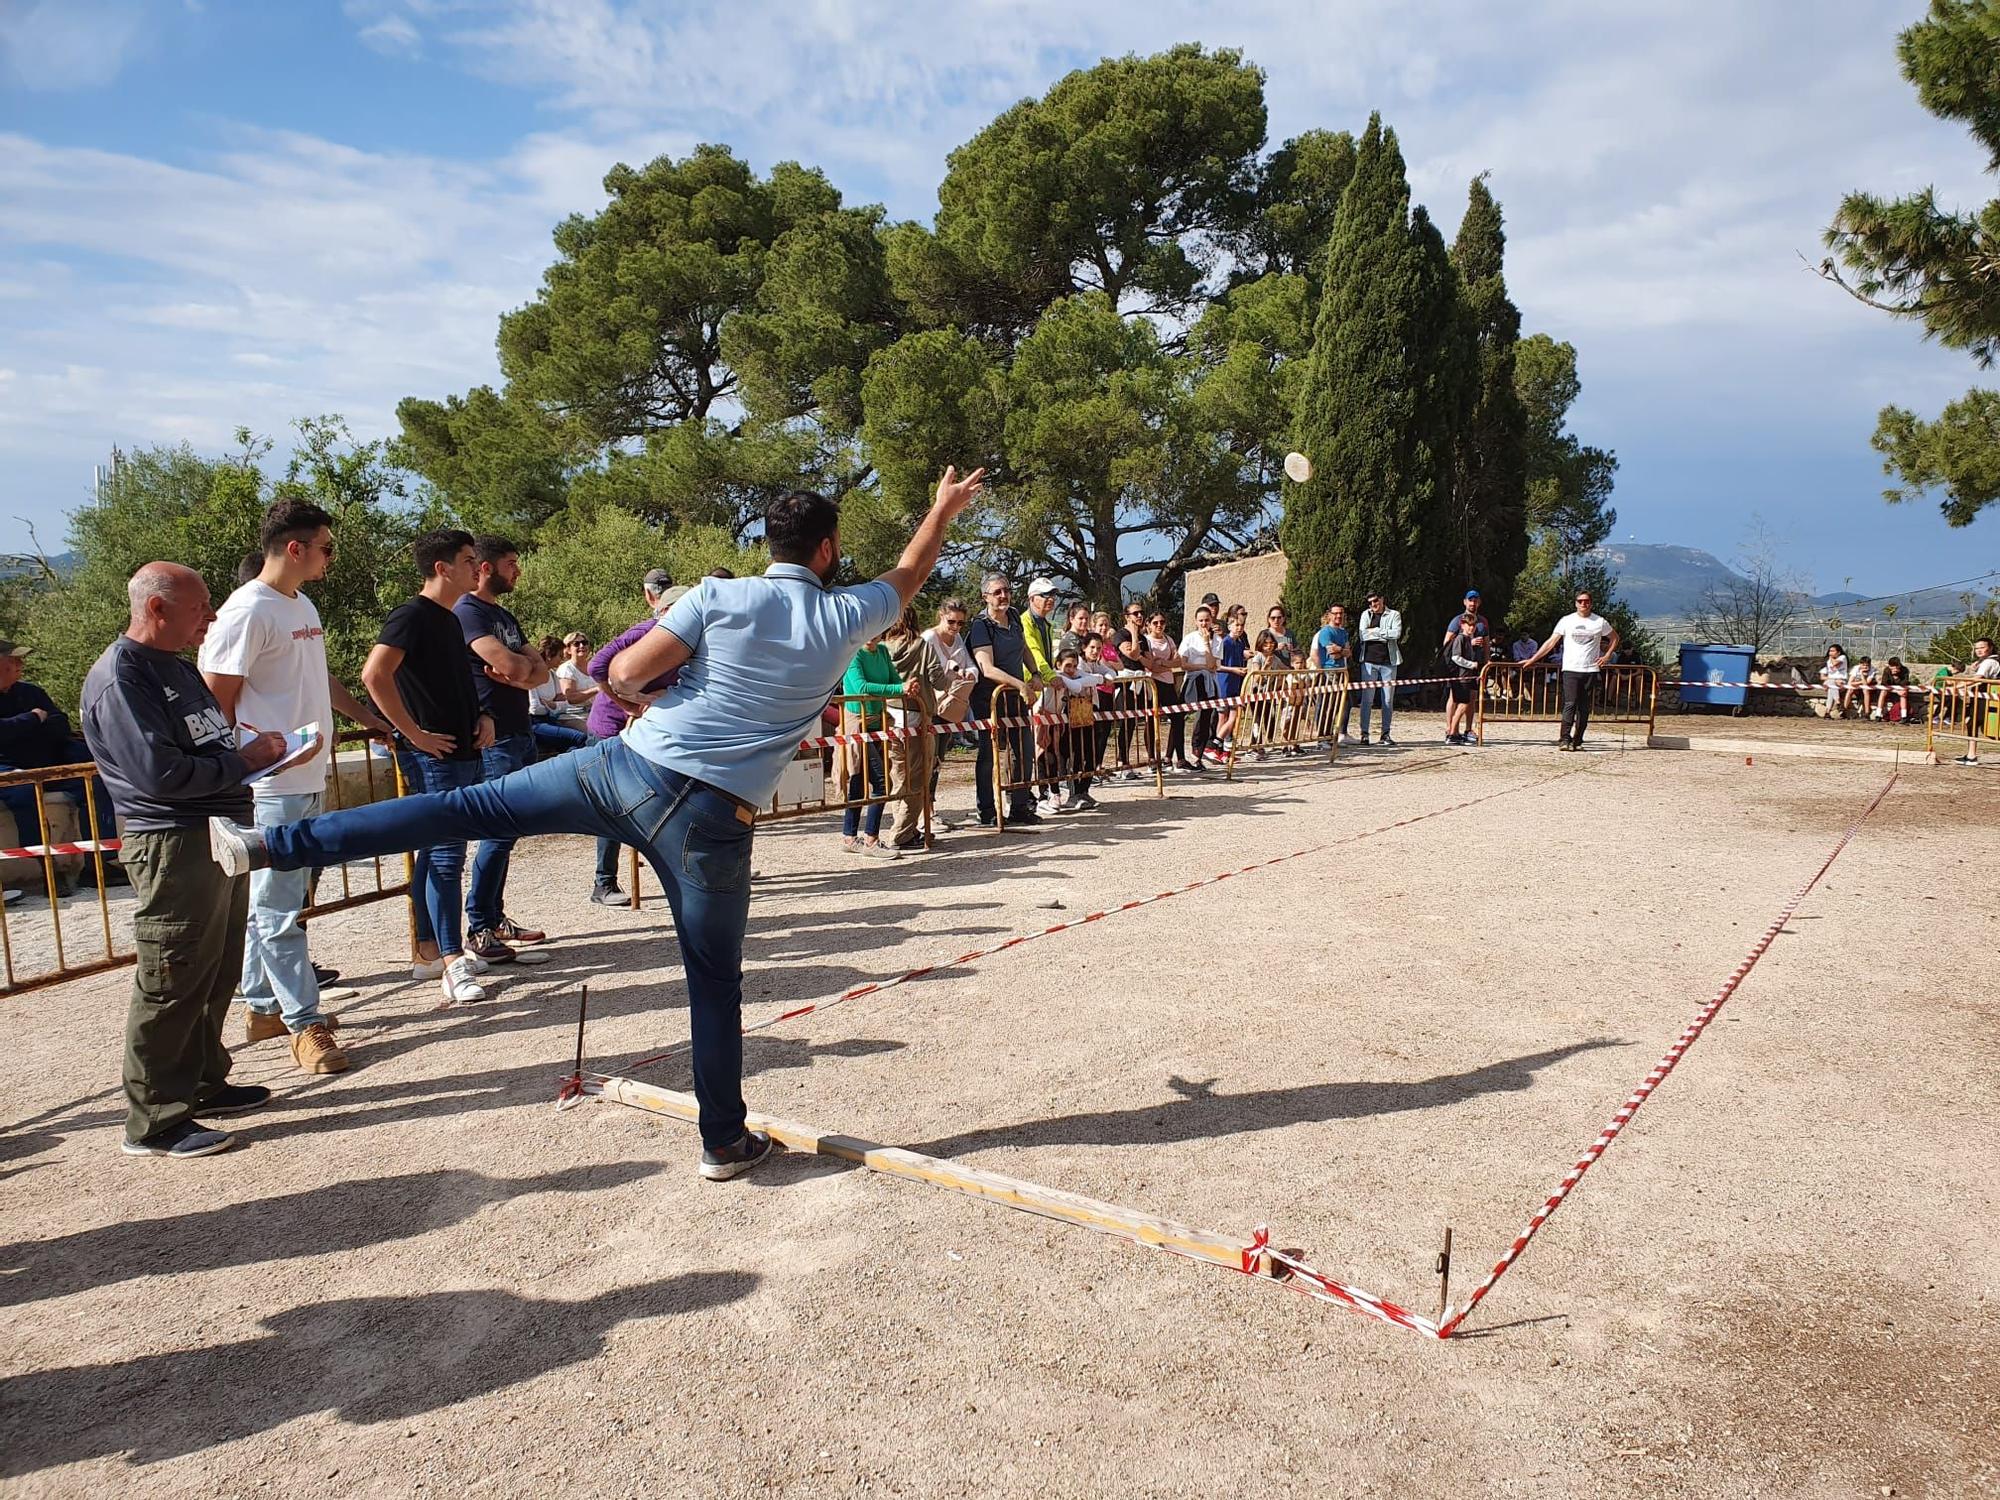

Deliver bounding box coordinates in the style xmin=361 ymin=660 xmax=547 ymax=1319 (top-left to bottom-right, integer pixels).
xmin=212 ymin=741 xmax=621 ymax=880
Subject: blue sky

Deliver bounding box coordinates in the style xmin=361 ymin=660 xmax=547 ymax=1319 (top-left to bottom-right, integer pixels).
xmin=3 ymin=0 xmax=1998 ymax=597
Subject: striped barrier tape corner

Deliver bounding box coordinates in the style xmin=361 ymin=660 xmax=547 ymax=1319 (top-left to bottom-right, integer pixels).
xmin=1433 ymin=768 xmax=1899 ymax=1339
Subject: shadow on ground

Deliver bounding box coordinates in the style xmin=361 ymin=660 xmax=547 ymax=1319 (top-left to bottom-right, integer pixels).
xmin=907 ymin=1039 xmax=1625 ymax=1156
xmin=0 ymin=1270 xmax=758 ymax=1475
xmin=0 ymin=1159 xmax=664 ymax=1310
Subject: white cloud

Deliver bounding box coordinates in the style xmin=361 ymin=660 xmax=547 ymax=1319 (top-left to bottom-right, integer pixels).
xmin=0 ymin=0 xmax=151 ymax=91
xmin=3 ymin=0 xmax=1996 ymax=587
xmin=357 ymin=14 xmax=423 ymax=59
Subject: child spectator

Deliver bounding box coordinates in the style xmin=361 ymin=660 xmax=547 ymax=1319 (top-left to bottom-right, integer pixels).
xmin=1041 ymin=642 xmax=1108 ymax=812
xmin=1844 ymin=655 xmax=1878 ymax=718
xmin=1878 ymin=657 xmax=1912 ymax=722
xmin=839 ymin=634 xmax=909 ymax=858
xmin=1819 ymin=643 xmax=1849 ymax=719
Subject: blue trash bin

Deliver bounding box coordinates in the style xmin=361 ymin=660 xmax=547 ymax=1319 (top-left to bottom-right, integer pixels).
xmin=1677 ymin=643 xmax=1756 ymax=709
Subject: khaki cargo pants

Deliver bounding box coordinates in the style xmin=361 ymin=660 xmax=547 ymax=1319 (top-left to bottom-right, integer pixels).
xmin=121 ymin=826 xmax=249 ymax=1144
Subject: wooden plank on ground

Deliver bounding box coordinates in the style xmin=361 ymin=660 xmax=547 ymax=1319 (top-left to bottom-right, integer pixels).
xmin=593 ymin=1075 xmax=1272 ymax=1275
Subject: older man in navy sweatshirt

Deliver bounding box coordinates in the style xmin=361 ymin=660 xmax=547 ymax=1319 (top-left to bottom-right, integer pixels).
xmin=82 ymin=563 xmax=287 ymax=1159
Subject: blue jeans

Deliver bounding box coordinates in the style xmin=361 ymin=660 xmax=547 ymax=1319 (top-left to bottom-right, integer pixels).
xmin=265 ymin=739 xmax=755 ymax=1149
xmin=1360 ymin=661 xmax=1397 ymax=740
xmin=468 ymin=733 xmax=533 ymax=932
xmin=842 ymin=743 xmax=886 ymax=838
xmin=396 ymin=751 xmax=483 ymax=958
xmin=240 ymin=790 xmax=325 ymax=1030
xmin=532 ymin=720 xmax=589 ymax=757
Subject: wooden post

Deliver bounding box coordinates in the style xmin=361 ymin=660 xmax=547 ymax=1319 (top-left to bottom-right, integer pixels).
xmin=571 ymin=981 xmax=590 ymax=1087
xmin=593 ymin=1075 xmax=1273 ymax=1276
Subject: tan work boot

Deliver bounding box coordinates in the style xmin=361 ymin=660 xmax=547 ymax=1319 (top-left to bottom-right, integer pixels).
xmin=244 ymin=1008 xmax=288 ymax=1045
xmin=291 ymin=1022 xmax=351 ymax=1074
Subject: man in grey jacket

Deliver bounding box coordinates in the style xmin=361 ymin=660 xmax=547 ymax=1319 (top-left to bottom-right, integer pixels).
xmin=1356 ymin=589 xmax=1404 ymax=746
xmin=82 ymin=563 xmax=288 ymax=1159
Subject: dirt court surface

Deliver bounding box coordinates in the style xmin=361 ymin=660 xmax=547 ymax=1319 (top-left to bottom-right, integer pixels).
xmin=3 ymin=728 xmax=1996 ymax=1498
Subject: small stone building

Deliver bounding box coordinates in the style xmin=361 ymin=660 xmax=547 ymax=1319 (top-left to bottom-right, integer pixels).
xmin=1180 ymin=551 xmax=1288 ymax=636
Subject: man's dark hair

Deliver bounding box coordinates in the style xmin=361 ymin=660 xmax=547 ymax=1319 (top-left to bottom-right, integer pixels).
xmin=765 ymin=490 xmax=840 ymax=565
xmin=236 ymin=550 xmax=264 ymax=585
xmin=260 ymin=499 xmax=334 ymax=557
xmin=413 ymin=528 xmax=476 ymax=579
xmin=472 ymin=534 xmax=519 ymax=567
xmin=1976 ymin=636 xmax=1995 ymax=653
xmin=707 ymin=567 xmax=736 ymax=579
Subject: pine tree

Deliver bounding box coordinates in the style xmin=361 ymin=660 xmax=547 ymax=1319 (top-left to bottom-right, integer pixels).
xmin=1823 ymin=0 xmax=2000 ymax=524
xmin=1448 ymin=176 xmax=1530 ymax=627
xmin=1280 ymin=115 xmax=1470 ymax=645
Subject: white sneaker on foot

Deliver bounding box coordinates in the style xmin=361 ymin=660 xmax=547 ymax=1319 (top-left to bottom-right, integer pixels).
xmin=439 ymin=955 xmax=488 ymax=1005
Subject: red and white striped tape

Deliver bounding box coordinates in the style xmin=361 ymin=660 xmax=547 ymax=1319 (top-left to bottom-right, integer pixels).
xmin=596 ymin=763 xmax=1586 ymax=1083
xmin=1433 ymin=768 xmax=1900 ymax=1339
xmin=0 ymin=838 xmax=122 ymax=860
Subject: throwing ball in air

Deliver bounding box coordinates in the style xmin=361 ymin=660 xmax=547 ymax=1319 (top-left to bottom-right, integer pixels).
xmin=1283 ymin=451 xmax=1313 ymax=483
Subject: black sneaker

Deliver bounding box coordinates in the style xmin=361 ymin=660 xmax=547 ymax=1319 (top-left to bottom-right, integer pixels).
xmin=1077 ymin=794 xmax=1101 ymax=810
xmin=589 ymin=885 xmax=629 ymax=907
xmin=700 ymin=1130 xmax=777 ymax=1181
xmin=313 ymin=964 xmax=341 ymax=986
xmin=1010 ymin=809 xmax=1043 ymax=825
xmin=122 ymin=1120 xmax=234 ymax=1158
xmin=1953 ymin=754 xmax=1980 ymax=766
xmin=465 ymin=929 xmax=517 ymax=964
xmin=1378 ymin=735 xmax=1396 ymax=747
xmin=1557 ymin=740 xmax=1574 ymax=752
xmin=1057 ymin=795 xmax=1085 ymax=812
xmin=201 ymin=1083 xmax=273 ymax=1118
xmin=977 ymin=814 xmax=998 ymax=827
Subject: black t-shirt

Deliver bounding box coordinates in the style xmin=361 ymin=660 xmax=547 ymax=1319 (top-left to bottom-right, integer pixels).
xmin=454 ymin=594 xmax=532 ymax=738
xmin=379 ymin=597 xmax=482 ymax=761
xmin=966 ymin=612 xmax=1026 ymax=711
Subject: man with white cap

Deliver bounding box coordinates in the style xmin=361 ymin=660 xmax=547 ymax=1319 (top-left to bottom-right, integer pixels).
xmin=1021 ymin=578 xmax=1063 ymax=800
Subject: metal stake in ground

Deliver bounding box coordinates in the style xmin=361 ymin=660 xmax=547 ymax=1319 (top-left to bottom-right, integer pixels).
xmin=1435 ymin=1225 xmax=1453 ymax=1325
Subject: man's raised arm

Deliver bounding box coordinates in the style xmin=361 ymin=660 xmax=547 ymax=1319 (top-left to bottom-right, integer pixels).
xmin=878 ymin=467 xmax=986 ymax=607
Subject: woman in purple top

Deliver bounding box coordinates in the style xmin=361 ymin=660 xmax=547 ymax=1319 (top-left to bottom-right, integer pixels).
xmin=581 ymin=616 xmax=681 ymax=901
xmin=586 ymin=618 xmax=670 ymax=739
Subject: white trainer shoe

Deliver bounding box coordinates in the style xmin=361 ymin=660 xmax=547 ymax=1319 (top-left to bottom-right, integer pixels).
xmin=439 ymin=955 xmax=488 ymax=1005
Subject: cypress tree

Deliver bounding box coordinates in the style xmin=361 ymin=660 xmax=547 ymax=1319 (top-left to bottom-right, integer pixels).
xmin=1280 ymin=114 xmax=1469 ymax=647
xmin=1447 ymin=175 xmax=1530 ymax=628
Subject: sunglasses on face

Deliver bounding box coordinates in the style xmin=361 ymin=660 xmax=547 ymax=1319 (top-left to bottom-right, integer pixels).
xmin=945 ymin=616 xmax=967 ymax=626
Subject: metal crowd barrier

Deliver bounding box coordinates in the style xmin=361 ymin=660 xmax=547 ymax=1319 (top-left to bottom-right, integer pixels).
xmin=1223 ymin=668 xmax=1348 ymax=777
xmin=1475 ymin=662 xmax=1659 ymax=744
xmin=0 ymin=729 xmax=411 ymax=998
xmin=1928 ymin=674 xmax=2000 ymax=754
xmin=763 ymin=692 xmax=933 ymax=843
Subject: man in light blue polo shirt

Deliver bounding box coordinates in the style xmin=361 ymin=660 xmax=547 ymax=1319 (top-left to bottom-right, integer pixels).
xmin=209 ymin=468 xmax=988 ymax=1181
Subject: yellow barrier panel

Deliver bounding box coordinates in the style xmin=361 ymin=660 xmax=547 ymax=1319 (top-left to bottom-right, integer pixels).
xmin=1475 ymin=662 xmax=1658 ymax=744
xmin=1928 ymin=674 xmax=2000 ymax=756
xmin=1224 ymin=668 xmax=1347 ymax=777
xmin=0 ymin=728 xmax=409 ymax=998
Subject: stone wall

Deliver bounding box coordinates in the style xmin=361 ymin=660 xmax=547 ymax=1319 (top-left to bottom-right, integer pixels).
xmin=1181 ymin=552 xmax=1288 ymax=636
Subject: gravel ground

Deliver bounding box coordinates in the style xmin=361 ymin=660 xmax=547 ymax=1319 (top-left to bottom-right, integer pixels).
xmin=1 ymin=735 xmax=1995 ymax=1498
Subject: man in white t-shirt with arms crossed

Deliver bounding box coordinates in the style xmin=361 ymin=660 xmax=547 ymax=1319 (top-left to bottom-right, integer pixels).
xmin=1518 ymin=588 xmax=1619 ymax=751
xmin=198 ymin=499 xmax=391 ymax=1074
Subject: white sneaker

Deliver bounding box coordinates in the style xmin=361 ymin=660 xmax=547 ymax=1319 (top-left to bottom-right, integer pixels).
xmin=413 ymin=953 xmax=489 ymax=981
xmin=439 ymin=956 xmax=488 ymax=1005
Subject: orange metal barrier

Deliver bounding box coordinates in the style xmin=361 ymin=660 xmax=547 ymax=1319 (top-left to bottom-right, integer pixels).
xmin=987 ymin=677 xmax=1164 ymax=827
xmin=1475 ymin=662 xmax=1658 ymax=744
xmin=1928 ymin=674 xmax=2000 ymax=755
xmin=1223 ymin=668 xmax=1348 ymax=777
xmin=0 ymin=729 xmax=410 ymax=997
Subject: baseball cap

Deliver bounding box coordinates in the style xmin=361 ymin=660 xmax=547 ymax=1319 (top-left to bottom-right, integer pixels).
xmin=1463 ymin=589 xmax=1481 ymax=601
xmin=0 ymin=640 xmax=26 ymax=658
xmin=1027 ymin=577 xmax=1060 ymax=598
xmin=642 ymin=567 xmax=674 ymax=595
xmin=1199 ymin=591 xmax=1221 ymax=606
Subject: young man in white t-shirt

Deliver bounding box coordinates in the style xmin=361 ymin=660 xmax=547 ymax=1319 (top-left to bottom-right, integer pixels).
xmin=198 ymin=500 xmax=390 ymax=1074
xmin=1518 ymin=588 xmax=1620 ymax=750
xmin=1954 ymin=636 xmax=1999 ymax=766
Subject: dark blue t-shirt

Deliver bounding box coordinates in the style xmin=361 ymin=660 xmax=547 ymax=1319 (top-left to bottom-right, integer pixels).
xmin=1219 ymin=635 xmax=1248 ymax=694
xmin=454 ymin=593 xmax=531 ymax=738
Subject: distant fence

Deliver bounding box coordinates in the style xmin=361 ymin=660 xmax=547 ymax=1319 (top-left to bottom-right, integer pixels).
xmin=1476 ymin=663 xmax=1659 ymax=742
